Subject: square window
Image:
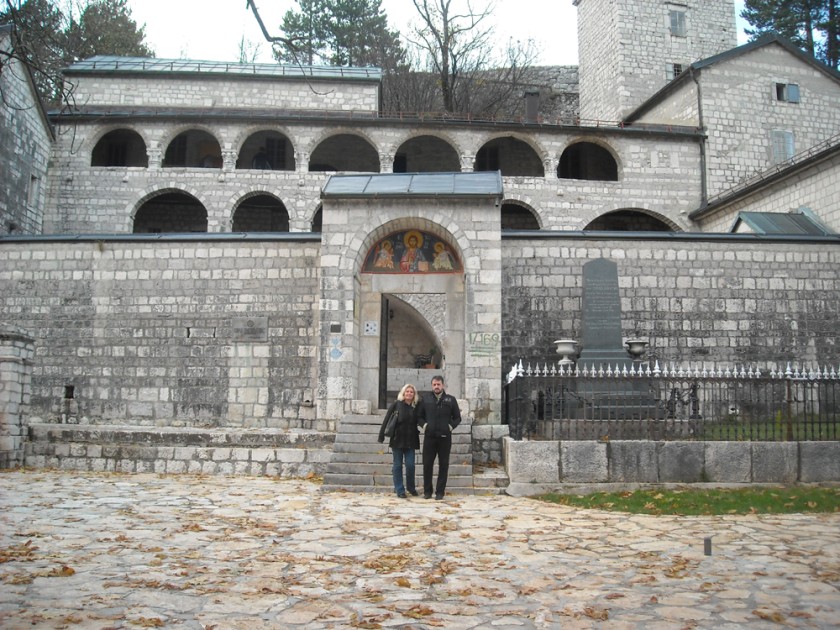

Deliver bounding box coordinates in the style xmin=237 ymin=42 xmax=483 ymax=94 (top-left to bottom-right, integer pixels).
xmin=27 ymin=174 xmax=40 ymax=207
xmin=670 ymin=10 xmax=687 ymax=37
xmin=666 ymin=63 xmax=684 ymax=81
xmin=775 ymin=82 xmax=800 ymax=103
xmin=771 ymin=129 xmax=795 ymax=164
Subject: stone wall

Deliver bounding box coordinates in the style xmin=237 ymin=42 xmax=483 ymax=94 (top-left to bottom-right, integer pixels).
xmin=0 ymin=236 xmax=323 ymax=431
xmin=577 ymin=0 xmax=737 ymax=121
xmin=44 ymin=117 xmax=704 ymax=235
xmin=697 ymin=149 xmax=840 ymax=233
xmin=64 ymin=66 xmax=381 ymax=113
xmin=503 ymin=437 xmax=840 ymax=495
xmin=24 ymin=423 xmax=332 ymax=477
xmin=501 ymin=235 xmax=840 ymax=369
xmin=0 ymin=27 xmax=52 ymax=235
xmin=0 ymin=328 xmax=35 ymax=468
xmin=696 ymin=45 xmax=840 ymax=198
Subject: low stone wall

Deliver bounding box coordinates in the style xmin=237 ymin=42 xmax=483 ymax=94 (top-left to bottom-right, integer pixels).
xmin=503 ymin=437 xmax=840 ymax=496
xmin=23 ymin=424 xmax=333 ymax=478
xmin=472 ymin=424 xmax=510 ymax=466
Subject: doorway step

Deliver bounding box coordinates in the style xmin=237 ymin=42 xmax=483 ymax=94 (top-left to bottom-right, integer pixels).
xmin=321 ymin=413 xmax=481 ymax=494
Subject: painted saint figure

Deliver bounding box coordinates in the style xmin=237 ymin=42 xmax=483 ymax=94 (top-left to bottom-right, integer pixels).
xmin=374 ymin=240 xmax=394 ymax=269
xmin=400 ymin=231 xmax=427 ymax=272
xmin=432 ymin=242 xmax=454 ymax=271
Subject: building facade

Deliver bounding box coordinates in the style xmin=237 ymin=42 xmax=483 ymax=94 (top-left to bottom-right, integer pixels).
xmin=1 ymin=1 xmax=839 ymax=471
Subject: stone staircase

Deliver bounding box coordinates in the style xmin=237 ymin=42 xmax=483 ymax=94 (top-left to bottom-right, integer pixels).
xmin=322 ymin=412 xmax=506 ymax=495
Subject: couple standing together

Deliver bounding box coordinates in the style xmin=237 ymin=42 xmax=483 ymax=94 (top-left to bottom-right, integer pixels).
xmin=377 ymin=375 xmax=461 ymax=500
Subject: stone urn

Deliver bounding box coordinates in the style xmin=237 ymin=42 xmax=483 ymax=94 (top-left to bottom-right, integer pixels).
xmin=624 ymin=338 xmax=648 ymax=359
xmin=554 ymin=339 xmax=578 ymax=366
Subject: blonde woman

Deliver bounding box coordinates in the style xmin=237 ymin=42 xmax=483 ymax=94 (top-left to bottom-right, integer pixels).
xmin=378 ymin=383 xmax=425 ymax=498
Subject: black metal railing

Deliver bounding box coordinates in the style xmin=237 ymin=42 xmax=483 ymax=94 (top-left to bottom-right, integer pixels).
xmin=503 ymin=361 xmax=840 ymax=442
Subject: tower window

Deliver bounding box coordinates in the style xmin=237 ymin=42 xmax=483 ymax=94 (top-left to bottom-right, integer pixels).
xmin=27 ymin=174 xmax=40 ymax=207
xmin=775 ymin=83 xmax=800 ymax=103
xmin=771 ymin=130 xmax=795 ymax=164
xmin=666 ymin=63 xmax=684 ymax=81
xmin=669 ymin=10 xmax=687 ymax=37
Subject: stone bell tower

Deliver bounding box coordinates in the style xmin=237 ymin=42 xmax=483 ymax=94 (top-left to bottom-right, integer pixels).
xmin=575 ymin=0 xmax=738 ymax=122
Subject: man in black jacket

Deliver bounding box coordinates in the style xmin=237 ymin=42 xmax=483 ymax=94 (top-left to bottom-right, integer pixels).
xmin=420 ymin=375 xmax=461 ymax=500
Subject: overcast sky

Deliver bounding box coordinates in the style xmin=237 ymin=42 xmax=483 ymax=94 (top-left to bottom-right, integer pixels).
xmin=126 ymin=0 xmax=749 ymax=66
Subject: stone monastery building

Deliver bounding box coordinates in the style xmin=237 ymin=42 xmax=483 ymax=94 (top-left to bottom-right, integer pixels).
xmin=0 ymin=0 xmax=839 ymax=475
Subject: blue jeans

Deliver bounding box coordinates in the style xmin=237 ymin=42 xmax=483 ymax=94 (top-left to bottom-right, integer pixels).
xmin=391 ymin=447 xmax=416 ymax=495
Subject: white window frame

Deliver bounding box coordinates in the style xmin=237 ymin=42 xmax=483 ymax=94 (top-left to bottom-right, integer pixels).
xmin=669 ymin=9 xmax=687 ymax=37
xmin=666 ymin=63 xmax=685 ymax=81
xmin=771 ymin=129 xmax=795 ymax=164
xmin=27 ymin=174 xmax=40 ymax=207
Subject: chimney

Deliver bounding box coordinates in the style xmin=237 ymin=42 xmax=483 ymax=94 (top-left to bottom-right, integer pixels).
xmin=524 ymin=89 xmax=540 ymax=123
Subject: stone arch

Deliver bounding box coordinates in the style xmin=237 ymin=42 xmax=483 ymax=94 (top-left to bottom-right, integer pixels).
xmin=501 ymin=200 xmax=542 ymax=230
xmin=132 ymin=189 xmax=208 ymax=233
xmin=392 ymin=133 xmax=462 ymax=173
xmin=352 ymin=218 xmax=467 ymax=276
xmin=234 ymin=129 xmax=296 ymax=171
xmin=231 ymin=192 xmax=290 ymax=232
xmin=349 ymin=218 xmax=469 ymax=408
xmin=308 ymin=131 xmax=379 ymax=172
xmin=558 ymin=139 xmax=621 ymax=181
xmin=90 ymin=127 xmax=149 ymax=167
xmin=162 ymin=127 xmax=223 ymax=168
xmin=584 ymin=207 xmax=681 ymax=231
xmin=474 ymin=134 xmax=545 ymax=176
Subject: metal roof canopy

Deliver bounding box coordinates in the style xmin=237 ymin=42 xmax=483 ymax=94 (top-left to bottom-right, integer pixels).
xmin=321 ymin=171 xmax=504 ymax=198
xmin=730 ymin=211 xmax=833 ymax=236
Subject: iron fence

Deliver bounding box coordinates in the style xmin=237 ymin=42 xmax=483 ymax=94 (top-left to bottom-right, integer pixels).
xmin=503 ymin=361 xmax=840 ymax=442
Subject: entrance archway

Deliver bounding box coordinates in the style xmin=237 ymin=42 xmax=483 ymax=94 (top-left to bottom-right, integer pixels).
xmin=357 ymin=228 xmax=465 ymax=409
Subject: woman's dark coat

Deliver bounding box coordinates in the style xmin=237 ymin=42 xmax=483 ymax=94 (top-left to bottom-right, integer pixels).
xmin=378 ymin=400 xmax=424 ymax=450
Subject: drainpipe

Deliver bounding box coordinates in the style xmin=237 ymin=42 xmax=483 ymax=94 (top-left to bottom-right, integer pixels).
xmin=690 ymin=67 xmax=708 ymax=207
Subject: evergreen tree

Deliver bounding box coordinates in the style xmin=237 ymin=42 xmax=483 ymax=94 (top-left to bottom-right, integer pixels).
xmin=1 ymin=0 xmax=66 ymax=102
xmin=1 ymin=0 xmax=154 ymax=104
xmin=65 ymin=0 xmax=153 ymax=62
xmin=741 ymin=0 xmax=839 ymax=68
xmin=275 ymin=0 xmax=403 ymax=68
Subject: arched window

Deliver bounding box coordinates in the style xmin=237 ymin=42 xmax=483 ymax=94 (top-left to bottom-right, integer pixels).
xmin=501 ymin=204 xmax=540 ymax=230
xmin=474 ymin=137 xmax=543 ymax=176
xmin=91 ymin=129 xmax=148 ymax=167
xmin=163 ymin=130 xmax=222 ymax=168
xmin=558 ymin=142 xmax=618 ymax=181
xmin=133 ymin=192 xmax=207 ymax=233
xmin=393 ymin=136 xmax=460 ymax=173
xmin=309 ymin=134 xmax=379 ymax=172
xmin=585 ymin=210 xmax=673 ymax=231
xmin=311 ymin=208 xmax=323 ymax=233
xmin=232 ymin=195 xmax=290 ymax=231
xmin=236 ymin=131 xmax=295 ymax=171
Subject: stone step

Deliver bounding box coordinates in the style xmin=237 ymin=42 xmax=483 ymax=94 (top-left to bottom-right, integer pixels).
xmin=331 ymin=442 xmax=473 ymax=455
xmin=323 ymin=412 xmax=477 ymax=493
xmin=326 ymin=462 xmax=472 ymax=476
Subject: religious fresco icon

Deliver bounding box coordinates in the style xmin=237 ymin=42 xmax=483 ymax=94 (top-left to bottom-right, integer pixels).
xmin=363 ymin=230 xmax=461 ymax=274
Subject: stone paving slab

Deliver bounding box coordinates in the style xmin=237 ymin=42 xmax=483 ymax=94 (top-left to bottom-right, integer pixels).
xmin=0 ymin=470 xmax=838 ymax=629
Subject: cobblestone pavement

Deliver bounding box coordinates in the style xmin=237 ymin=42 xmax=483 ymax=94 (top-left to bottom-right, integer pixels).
xmin=1 ymin=471 xmax=838 ymax=629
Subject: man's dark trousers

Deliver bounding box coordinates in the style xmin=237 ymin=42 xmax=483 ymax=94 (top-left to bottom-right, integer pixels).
xmin=423 ymin=432 xmax=451 ymax=497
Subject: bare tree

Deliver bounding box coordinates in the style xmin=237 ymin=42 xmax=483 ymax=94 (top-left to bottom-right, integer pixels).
xmin=404 ymin=0 xmax=538 ymax=116
xmin=237 ymin=35 xmax=262 ymax=64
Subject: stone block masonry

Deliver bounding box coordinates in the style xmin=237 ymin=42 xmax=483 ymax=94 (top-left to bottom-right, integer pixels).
xmin=0 ymin=328 xmax=35 ymax=468
xmin=24 ymin=424 xmax=333 ymax=477
xmin=502 ymin=235 xmax=840 ymax=369
xmin=504 ymin=437 xmax=840 ymax=495
xmin=0 ymin=237 xmax=322 ymax=431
